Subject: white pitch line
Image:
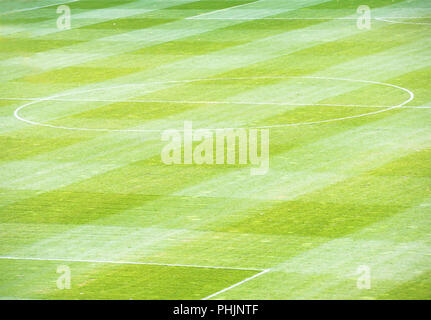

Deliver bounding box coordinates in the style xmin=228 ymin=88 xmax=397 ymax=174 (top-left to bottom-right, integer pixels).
xmin=190 ymin=17 xmax=356 ymax=20
xmin=188 ymin=16 xmax=430 ymax=21
xmin=375 ymin=17 xmax=431 ymax=25
xmin=202 ymin=269 xmax=271 ymax=300
xmin=186 ymin=0 xmax=261 ymax=20
xmin=2 ymin=96 xmax=428 ymax=108
xmin=0 ymin=256 xmax=269 ymax=300
xmin=0 ymin=0 xmax=80 ymax=16
xmin=0 ymin=97 xmax=395 ymax=108
xmin=12 ymin=76 xmax=415 ymax=132
xmin=0 ymin=256 xmax=265 ymax=272
xmin=375 ymin=17 xmax=431 ymax=19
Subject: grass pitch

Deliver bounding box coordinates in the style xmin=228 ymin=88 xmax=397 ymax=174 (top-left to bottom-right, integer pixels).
xmin=0 ymin=0 xmax=430 ymax=300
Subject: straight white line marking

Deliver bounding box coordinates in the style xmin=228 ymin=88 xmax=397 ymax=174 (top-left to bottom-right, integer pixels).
xmin=188 ymin=16 xmax=430 ymax=21
xmin=0 ymin=97 xmax=395 ymax=108
xmin=0 ymin=256 xmax=269 ymax=299
xmin=375 ymin=17 xmax=431 ymax=25
xmin=186 ymin=0 xmax=261 ymax=20
xmin=0 ymin=0 xmax=79 ymax=16
xmin=190 ymin=17 xmax=354 ymax=20
xmin=202 ymin=269 xmax=271 ymax=300
xmin=375 ymin=17 xmax=431 ymax=19
xmin=3 ymin=97 xmax=428 ymax=109
xmin=0 ymin=256 xmax=264 ymax=271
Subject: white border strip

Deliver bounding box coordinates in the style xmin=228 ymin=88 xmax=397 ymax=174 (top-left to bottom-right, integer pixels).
xmin=0 ymin=256 xmax=264 ymax=271
xmin=0 ymin=0 xmax=79 ymax=16
xmin=202 ymin=269 xmax=271 ymax=300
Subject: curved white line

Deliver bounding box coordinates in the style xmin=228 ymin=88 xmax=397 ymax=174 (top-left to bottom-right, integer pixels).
xmin=13 ymin=76 xmax=415 ymax=132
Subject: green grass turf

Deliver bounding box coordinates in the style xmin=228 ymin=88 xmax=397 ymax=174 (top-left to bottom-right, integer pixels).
xmin=0 ymin=0 xmax=430 ymax=300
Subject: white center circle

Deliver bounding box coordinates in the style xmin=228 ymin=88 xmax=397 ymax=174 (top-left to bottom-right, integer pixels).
xmin=14 ymin=76 xmax=414 ymax=132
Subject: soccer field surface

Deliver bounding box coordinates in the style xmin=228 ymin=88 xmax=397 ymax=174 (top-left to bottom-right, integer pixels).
xmin=0 ymin=0 xmax=430 ymax=300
